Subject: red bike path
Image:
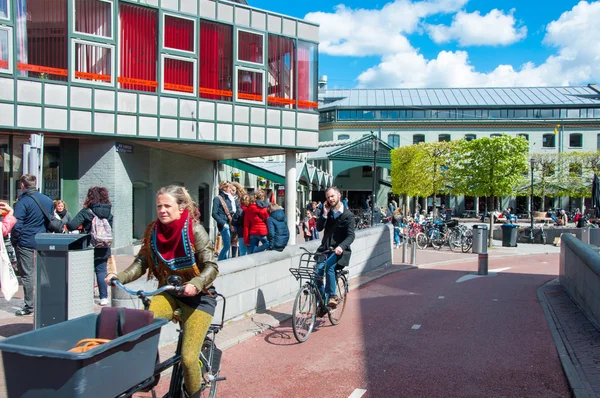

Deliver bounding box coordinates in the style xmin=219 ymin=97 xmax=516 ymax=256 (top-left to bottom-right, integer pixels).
xmin=146 ymin=252 xmax=571 ymax=397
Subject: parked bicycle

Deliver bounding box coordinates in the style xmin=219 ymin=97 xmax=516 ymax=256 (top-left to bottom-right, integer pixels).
xmin=519 ymin=222 xmax=548 ymax=244
xmin=288 ymin=248 xmax=349 ymax=343
xmin=112 ymin=276 xmax=226 ymax=398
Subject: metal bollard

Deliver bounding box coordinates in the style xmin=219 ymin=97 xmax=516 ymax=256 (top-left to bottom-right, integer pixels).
xmin=411 ymin=243 xmax=417 ymax=265
xmin=402 ymin=241 xmax=408 ymax=264
xmin=477 ymin=253 xmax=488 ymax=275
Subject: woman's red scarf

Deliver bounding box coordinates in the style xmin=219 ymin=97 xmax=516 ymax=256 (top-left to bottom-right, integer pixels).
xmin=150 ymin=209 xmax=196 ymax=270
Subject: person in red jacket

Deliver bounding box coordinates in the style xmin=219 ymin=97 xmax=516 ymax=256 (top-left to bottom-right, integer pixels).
xmin=244 ymin=189 xmax=269 ymax=253
xmin=302 ymin=210 xmax=316 ymax=242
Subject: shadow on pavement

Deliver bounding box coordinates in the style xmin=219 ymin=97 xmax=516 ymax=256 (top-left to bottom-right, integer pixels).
xmin=0 ymin=323 xmax=32 ymax=339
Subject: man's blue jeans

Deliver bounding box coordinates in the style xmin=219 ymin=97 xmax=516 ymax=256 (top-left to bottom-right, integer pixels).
xmin=316 ymin=253 xmax=338 ymax=301
xmin=394 ymin=227 xmax=401 ymax=246
xmin=218 ymin=227 xmax=231 ymax=260
xmin=249 ymin=235 xmax=268 ymax=253
xmin=507 ymin=215 xmax=518 ymax=224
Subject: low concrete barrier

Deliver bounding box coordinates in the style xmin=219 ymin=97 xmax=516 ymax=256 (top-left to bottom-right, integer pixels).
xmin=493 ymin=226 xmax=593 ymax=245
xmin=112 ymin=224 xmax=393 ymax=345
xmin=559 ymin=233 xmax=600 ymax=329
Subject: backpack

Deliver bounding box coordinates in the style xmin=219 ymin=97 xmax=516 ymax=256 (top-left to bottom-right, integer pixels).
xmin=90 ymin=210 xmax=113 ymax=248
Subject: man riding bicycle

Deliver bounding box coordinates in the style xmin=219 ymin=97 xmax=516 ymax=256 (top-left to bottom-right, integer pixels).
xmin=316 ymin=187 xmax=355 ymax=308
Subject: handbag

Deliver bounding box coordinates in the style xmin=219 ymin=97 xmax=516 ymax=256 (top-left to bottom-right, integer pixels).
xmin=27 ymin=192 xmax=63 ymax=233
xmin=0 ymin=235 xmax=18 ymax=301
xmin=69 ymin=338 xmax=111 ymax=353
xmin=217 ymin=196 xmax=235 ymax=232
xmin=213 ymin=234 xmax=223 ymax=256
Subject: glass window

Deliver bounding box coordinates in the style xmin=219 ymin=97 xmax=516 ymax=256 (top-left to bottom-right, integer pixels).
xmin=237 ymin=30 xmax=263 ymax=65
xmin=439 ymin=134 xmax=451 ymax=142
xmin=118 ymin=3 xmax=157 ymax=92
xmin=338 ymin=134 xmax=350 ymax=140
xmin=338 ymin=110 xmax=354 ymax=120
xmin=539 ymin=109 xmax=553 ymax=118
xmin=199 ymin=21 xmax=233 ymax=101
xmin=490 ymin=134 xmax=502 ymax=138
xmin=388 ymin=134 xmax=400 ymax=148
xmin=514 ymin=109 xmax=527 ymax=118
xmin=569 ymin=133 xmax=583 ymax=148
xmin=543 ymin=134 xmax=555 ymax=148
xmin=236 ymin=67 xmax=263 ymax=103
xmin=73 ymin=40 xmax=113 ymax=84
xmin=0 ymin=0 xmax=8 ymax=19
xmin=489 ymin=109 xmax=501 ymax=118
xmin=164 ymin=14 xmax=195 ymax=53
xmin=75 ymin=0 xmax=112 ymax=38
xmin=517 ymin=133 xmax=529 ymax=141
xmin=297 ymin=41 xmax=318 ymax=111
xmin=413 ymin=110 xmax=425 ymax=119
xmin=162 ymin=55 xmax=195 ymax=94
xmin=362 ymin=110 xmax=374 ymax=120
xmin=16 ymin=0 xmax=68 ymax=81
xmin=563 ymin=109 xmax=580 ymax=118
xmin=597 ymin=134 xmax=600 ymax=150
xmin=478 ymin=110 xmax=488 ymax=118
xmin=595 ymin=109 xmax=600 ymax=118
xmin=0 ymin=27 xmax=11 ymax=73
xmin=413 ymin=134 xmax=425 ymax=144
xmin=267 ymin=34 xmax=295 ymax=109
xmin=465 ymin=134 xmax=476 ymax=141
xmin=388 ymin=110 xmax=399 ymax=119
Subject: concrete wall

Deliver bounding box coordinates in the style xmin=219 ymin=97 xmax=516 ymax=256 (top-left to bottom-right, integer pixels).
xmin=216 ymin=224 xmax=393 ymax=321
xmin=559 ymin=234 xmax=600 ymax=329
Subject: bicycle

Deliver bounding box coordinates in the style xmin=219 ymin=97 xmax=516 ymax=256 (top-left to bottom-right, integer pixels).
xmin=520 ymin=222 xmax=548 ymax=244
xmin=288 ymin=248 xmax=349 ymax=343
xmin=112 ymin=276 xmax=226 ymax=398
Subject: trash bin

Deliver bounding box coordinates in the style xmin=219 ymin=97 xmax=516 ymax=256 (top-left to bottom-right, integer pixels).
xmin=501 ymin=224 xmax=519 ymax=247
xmin=0 ymin=313 xmax=167 ymax=398
xmin=34 ymin=233 xmax=94 ymax=329
xmin=472 ymin=224 xmax=488 ymax=254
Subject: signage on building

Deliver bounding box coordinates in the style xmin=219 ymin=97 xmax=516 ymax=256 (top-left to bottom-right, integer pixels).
xmin=277 ymin=186 xmax=285 ymax=195
xmin=116 ymin=143 xmax=133 ymax=154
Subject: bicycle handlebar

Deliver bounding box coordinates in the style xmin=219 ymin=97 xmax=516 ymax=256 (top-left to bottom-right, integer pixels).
xmin=111 ymin=279 xmax=185 ymax=297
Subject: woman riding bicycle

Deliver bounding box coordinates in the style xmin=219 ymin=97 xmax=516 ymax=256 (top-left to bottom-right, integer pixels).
xmin=106 ymin=185 xmax=218 ymax=398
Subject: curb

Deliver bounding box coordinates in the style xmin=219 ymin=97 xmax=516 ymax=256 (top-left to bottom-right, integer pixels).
xmin=537 ymin=279 xmax=593 ymax=398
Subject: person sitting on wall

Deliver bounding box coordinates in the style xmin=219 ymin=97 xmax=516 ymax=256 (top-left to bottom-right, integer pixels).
xmin=503 ymin=207 xmax=518 ymax=224
xmin=302 ymin=210 xmax=316 ymax=242
xmin=264 ymin=204 xmax=289 ymax=252
xmin=244 ymin=190 xmax=269 ymax=254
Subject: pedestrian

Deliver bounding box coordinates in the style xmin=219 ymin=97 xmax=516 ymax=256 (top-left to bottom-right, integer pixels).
xmin=211 ymin=181 xmax=235 ymax=260
xmin=11 ymin=174 xmax=54 ymax=316
xmin=559 ymin=209 xmax=568 ymax=226
xmin=228 ymin=183 xmax=243 ymax=258
xmin=66 ymin=186 xmax=113 ymax=306
xmin=244 ymin=189 xmax=269 ymax=253
xmin=315 ymin=187 xmax=355 ymax=308
xmin=106 ymin=185 xmax=218 ymax=398
xmin=302 ymin=210 xmax=316 ymax=242
xmin=392 ymin=209 xmax=403 ymax=248
xmin=53 ymin=200 xmax=72 ymax=232
xmin=264 ymin=203 xmax=289 ymax=252
xmin=295 ymin=207 xmax=301 ymax=236
xmin=237 ymin=193 xmax=251 ymax=256
xmin=342 ymin=197 xmax=349 ymax=209
xmin=1 ymin=202 xmax=18 ymax=270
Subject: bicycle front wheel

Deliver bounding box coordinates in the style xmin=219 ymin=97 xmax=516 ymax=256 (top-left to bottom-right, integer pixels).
xmin=416 ymin=232 xmax=428 ymax=250
xmin=292 ymin=284 xmax=316 ymax=343
xmin=328 ymin=275 xmax=348 ymax=326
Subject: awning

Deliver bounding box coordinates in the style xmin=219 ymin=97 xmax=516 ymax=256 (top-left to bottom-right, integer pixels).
xmin=220 ymin=159 xmax=285 ymax=185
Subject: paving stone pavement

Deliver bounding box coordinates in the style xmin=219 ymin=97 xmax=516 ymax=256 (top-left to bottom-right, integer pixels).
xmin=539 ymin=279 xmax=600 ymax=398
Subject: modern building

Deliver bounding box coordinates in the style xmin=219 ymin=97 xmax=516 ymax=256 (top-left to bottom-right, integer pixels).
xmin=0 ymin=0 xmax=320 ymax=251
xmin=313 ymin=83 xmax=600 ymax=214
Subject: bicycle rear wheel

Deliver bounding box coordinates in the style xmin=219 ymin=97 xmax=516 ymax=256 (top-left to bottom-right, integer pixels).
xmin=416 ymin=232 xmax=428 ymax=250
xmin=461 ymin=230 xmax=473 ymax=253
xmin=328 ymin=275 xmax=348 ymax=325
xmin=292 ymin=284 xmax=316 ymax=343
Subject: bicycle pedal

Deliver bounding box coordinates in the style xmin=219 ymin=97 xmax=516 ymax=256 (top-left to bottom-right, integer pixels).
xmin=214 ymin=376 xmax=226 ymax=382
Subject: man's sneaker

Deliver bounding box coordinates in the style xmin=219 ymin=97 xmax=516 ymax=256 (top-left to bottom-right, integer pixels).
xmin=328 ymin=296 xmax=339 ymax=309
xmin=15 ymin=308 xmax=33 ymax=316
xmin=99 ymin=298 xmax=109 ymax=306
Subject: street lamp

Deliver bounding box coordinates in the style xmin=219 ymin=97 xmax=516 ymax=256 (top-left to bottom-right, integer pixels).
xmin=529 ymin=158 xmax=537 ymax=242
xmin=371 ymin=133 xmax=379 ymax=226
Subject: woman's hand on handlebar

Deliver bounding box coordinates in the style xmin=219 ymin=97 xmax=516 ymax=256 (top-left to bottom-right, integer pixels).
xmin=105 ymin=274 xmax=118 ymax=286
xmin=181 ymin=284 xmax=199 ymax=297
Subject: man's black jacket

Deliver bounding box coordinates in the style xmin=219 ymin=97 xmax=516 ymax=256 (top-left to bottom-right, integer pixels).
xmin=316 ymin=206 xmax=355 ymax=267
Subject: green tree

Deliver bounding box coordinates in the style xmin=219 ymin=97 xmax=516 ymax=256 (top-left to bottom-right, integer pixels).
xmin=528 ymin=153 xmax=561 ymax=211
xmin=450 ymin=135 xmax=529 ymax=246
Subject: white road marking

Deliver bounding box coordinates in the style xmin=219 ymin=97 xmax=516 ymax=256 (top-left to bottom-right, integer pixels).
xmin=456 ymin=267 xmax=512 ymax=283
xmin=348 ymin=389 xmax=367 ymax=398
xmin=492 ymin=299 xmax=498 ymax=301
xmin=489 ymin=267 xmax=511 ymax=273
xmin=412 ymin=324 xmax=421 ymax=329
xmin=438 ymin=296 xmax=445 ymax=299
xmin=409 ymin=292 xmax=415 ymax=295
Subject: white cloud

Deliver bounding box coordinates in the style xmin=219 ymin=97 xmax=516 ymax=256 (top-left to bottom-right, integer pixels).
xmin=426 ymin=9 xmax=527 ymax=46
xmin=308 ymin=0 xmax=600 ymax=88
xmin=304 ymin=0 xmax=468 ymax=56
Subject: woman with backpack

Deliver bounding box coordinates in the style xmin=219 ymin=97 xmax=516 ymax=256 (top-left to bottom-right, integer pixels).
xmin=67 ymin=187 xmax=113 ymax=306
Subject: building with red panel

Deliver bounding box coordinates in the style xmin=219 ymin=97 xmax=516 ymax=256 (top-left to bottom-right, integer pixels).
xmin=0 ymin=0 xmax=319 ymax=251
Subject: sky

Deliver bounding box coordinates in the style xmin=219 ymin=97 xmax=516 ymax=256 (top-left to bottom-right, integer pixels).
xmin=249 ymin=0 xmax=600 ymax=89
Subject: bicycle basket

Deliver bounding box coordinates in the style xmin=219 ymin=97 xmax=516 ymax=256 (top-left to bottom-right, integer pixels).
xmin=289 ymin=252 xmax=326 ymax=282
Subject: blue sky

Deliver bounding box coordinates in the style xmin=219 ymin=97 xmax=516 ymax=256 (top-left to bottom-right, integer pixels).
xmin=250 ymin=0 xmax=600 ymax=88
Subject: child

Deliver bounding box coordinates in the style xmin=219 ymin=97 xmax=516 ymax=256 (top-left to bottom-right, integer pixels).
xmin=266 ymin=204 xmax=290 ymax=252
